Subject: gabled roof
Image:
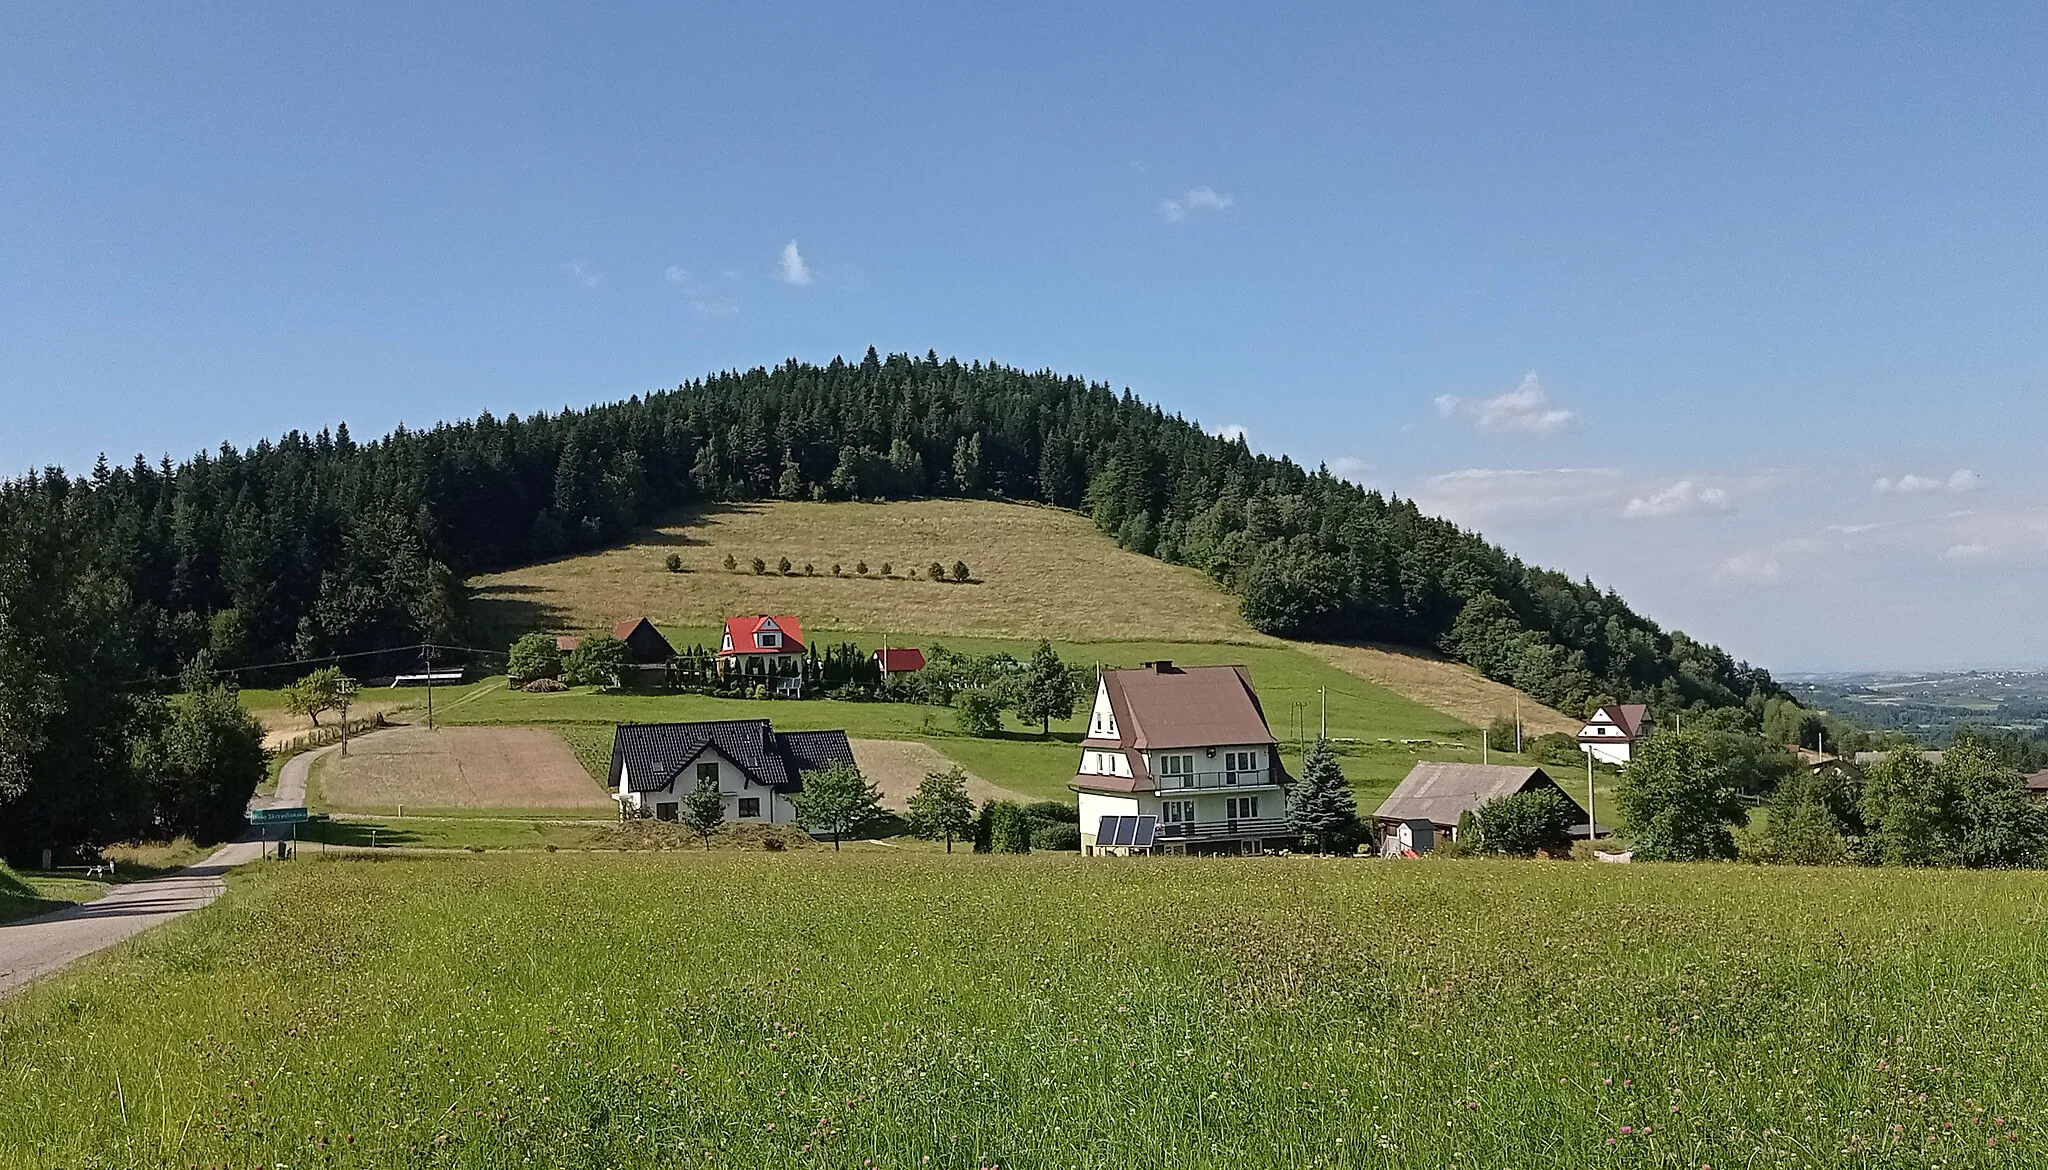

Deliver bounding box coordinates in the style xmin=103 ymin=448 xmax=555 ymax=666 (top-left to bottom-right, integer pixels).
xmin=721 ymin=615 xmax=806 ymax=656
xmin=2027 ymin=769 xmax=2048 ymax=794
xmin=1583 ymin=704 xmax=1650 ymax=739
xmin=1374 ymin=762 xmax=1584 ymax=829
xmin=555 ymin=635 xmax=582 ymax=652
xmin=608 ymin=720 xmax=853 ymax=794
xmin=1094 ymin=662 xmax=1276 ymax=750
xmin=874 ymin=647 xmax=926 ymax=672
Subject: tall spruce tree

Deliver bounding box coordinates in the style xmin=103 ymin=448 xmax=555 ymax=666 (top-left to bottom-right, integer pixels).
xmin=1287 ymin=738 xmax=1360 ymax=854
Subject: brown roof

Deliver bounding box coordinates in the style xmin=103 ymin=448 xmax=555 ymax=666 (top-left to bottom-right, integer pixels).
xmin=555 ymin=635 xmax=582 ymax=652
xmin=1373 ymin=762 xmax=1585 ymax=829
xmin=1099 ymin=662 xmax=1276 ymax=751
xmin=1604 ymin=704 xmax=1650 ymax=738
xmin=2026 ymin=769 xmax=2048 ymax=793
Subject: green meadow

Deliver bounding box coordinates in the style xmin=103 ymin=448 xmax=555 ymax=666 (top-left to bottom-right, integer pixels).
xmin=3 ymin=852 xmax=2045 ymax=1168
xmin=443 ymin=632 xmax=1516 ymax=807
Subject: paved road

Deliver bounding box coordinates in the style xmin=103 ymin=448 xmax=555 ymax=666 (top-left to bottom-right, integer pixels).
xmin=0 ymin=840 xmax=262 ymax=999
xmin=0 ymin=742 xmax=345 ymax=1000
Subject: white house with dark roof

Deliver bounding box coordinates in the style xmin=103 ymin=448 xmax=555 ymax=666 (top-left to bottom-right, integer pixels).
xmin=1072 ymin=661 xmax=1292 ymax=856
xmin=609 ymin=719 xmax=853 ymax=824
xmin=1578 ymin=703 xmax=1652 ymax=766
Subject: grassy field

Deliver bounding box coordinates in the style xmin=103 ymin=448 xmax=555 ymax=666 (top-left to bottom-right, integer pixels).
xmin=439 ymin=635 xmax=1530 ymax=808
xmin=0 ymin=840 xmax=216 ymax=925
xmin=463 ymin=498 xmax=1578 ymax=734
xmin=3 ymin=852 xmax=2044 ymax=1167
xmin=306 ymin=726 xmax=615 ymax=816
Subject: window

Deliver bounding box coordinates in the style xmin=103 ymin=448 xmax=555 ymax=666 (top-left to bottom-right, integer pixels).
xmin=697 ymin=762 xmax=720 ymax=786
xmin=1159 ymin=754 xmax=1195 ymax=778
xmin=1161 ymin=800 xmax=1195 ymax=824
xmin=655 ymin=803 xmax=679 ymax=822
xmin=1226 ymin=796 xmax=1260 ymax=820
xmin=760 ymin=631 xmax=781 ymax=648
xmin=1224 ymin=750 xmax=1257 ymax=778
xmin=738 ymin=797 xmax=761 ymax=819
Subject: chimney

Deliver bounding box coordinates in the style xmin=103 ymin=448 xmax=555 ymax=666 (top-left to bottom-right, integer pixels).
xmin=1144 ymin=660 xmax=1174 ymax=673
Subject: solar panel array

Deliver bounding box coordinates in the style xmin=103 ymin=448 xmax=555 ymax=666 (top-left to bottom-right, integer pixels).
xmin=1095 ymin=815 xmax=1159 ymax=848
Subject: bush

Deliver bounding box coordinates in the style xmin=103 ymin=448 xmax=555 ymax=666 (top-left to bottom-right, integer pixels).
xmin=956 ymin=690 xmax=1003 ymax=737
xmin=1471 ymin=787 xmax=1578 ymax=857
xmin=523 ymin=678 xmax=569 ymax=693
xmin=664 ymin=553 xmax=683 ymax=573
xmin=832 ymin=563 xmax=842 ymax=575
xmin=751 ymin=557 xmax=767 ymax=575
xmin=723 ymin=553 xmax=738 ymax=571
xmin=856 ymin=561 xmax=869 ymax=576
xmin=1023 ymin=800 xmax=1078 ymax=824
xmin=778 ymin=556 xmax=793 ymax=574
xmin=1032 ymin=822 xmax=1080 ymax=852
xmin=928 ymin=561 xmax=946 ymax=582
xmin=1530 ymin=732 xmax=1584 ymax=768
xmin=1488 ymin=714 xmax=1522 ymax=753
xmin=506 ymin=632 xmax=563 ymax=684
xmin=880 ymin=562 xmax=893 ymax=577
xmin=986 ymin=802 xmax=1031 ymax=853
xmin=804 ymin=563 xmax=815 ymax=575
xmin=563 ymin=634 xmax=628 ymax=687
xmin=952 ymin=560 xmax=970 ymax=582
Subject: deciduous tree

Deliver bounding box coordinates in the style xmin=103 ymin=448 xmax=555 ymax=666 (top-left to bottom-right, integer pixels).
xmin=906 ymin=766 xmax=976 ymax=852
xmin=791 ymin=762 xmax=884 ymax=850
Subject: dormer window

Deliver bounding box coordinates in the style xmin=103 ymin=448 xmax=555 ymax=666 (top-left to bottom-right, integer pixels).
xmin=760 ymin=631 xmax=781 ymax=649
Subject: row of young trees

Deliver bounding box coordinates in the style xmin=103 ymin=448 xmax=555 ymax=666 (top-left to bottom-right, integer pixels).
xmin=2 ymin=349 xmax=1787 ymax=857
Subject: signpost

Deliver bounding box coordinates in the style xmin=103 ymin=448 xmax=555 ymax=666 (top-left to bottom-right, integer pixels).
xmin=249 ymin=806 xmax=310 ymax=860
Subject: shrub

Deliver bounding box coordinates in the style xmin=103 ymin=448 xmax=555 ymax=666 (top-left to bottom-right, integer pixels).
xmin=778 ymin=556 xmax=793 ymax=574
xmin=952 ymin=560 xmax=970 ymax=582
xmin=1530 ymin=732 xmax=1584 ymax=768
xmin=722 ymin=553 xmax=738 ymax=571
xmin=563 ymin=634 xmax=628 ymax=687
xmin=664 ymin=553 xmax=683 ymax=573
xmin=856 ymin=561 xmax=869 ymax=576
xmin=1023 ymin=800 xmax=1078 ymax=825
xmin=956 ymin=690 xmax=1003 ymax=737
xmin=523 ymin=678 xmax=569 ymax=693
xmin=506 ymin=632 xmax=562 ymax=684
xmin=1488 ymin=714 xmax=1522 ymax=753
xmin=928 ymin=561 xmax=946 ymax=582
xmin=832 ymin=563 xmax=842 ymax=575
xmin=751 ymin=557 xmax=767 ymax=575
xmin=1032 ymin=822 xmax=1081 ymax=852
xmin=986 ymin=802 xmax=1031 ymax=853
xmin=880 ymin=562 xmax=893 ymax=577
xmin=1471 ymin=787 xmax=1578 ymax=857
xmin=804 ymin=563 xmax=815 ymax=575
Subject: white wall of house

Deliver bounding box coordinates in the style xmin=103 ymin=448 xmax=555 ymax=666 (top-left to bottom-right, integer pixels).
xmin=1581 ymin=739 xmax=1634 ymax=767
xmin=1143 ymin=744 xmax=1271 ymax=786
xmin=1077 ymin=749 xmax=1132 ymax=778
xmin=1077 ymin=791 xmax=1142 ymax=853
xmin=617 ymin=746 xmax=795 ymax=823
xmin=1086 ymin=681 xmax=1118 ymax=739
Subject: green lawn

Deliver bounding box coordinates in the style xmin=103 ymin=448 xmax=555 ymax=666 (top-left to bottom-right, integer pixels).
xmin=449 ymin=632 xmax=1512 ymax=806
xmin=3 ymin=852 xmax=2043 ymax=1167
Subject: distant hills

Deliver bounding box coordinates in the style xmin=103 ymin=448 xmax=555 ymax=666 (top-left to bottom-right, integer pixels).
xmin=1787 ymin=671 xmax=2048 ymax=743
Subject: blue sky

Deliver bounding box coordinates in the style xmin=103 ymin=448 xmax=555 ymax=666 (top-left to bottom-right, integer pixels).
xmin=4 ymin=3 xmax=2045 ymax=671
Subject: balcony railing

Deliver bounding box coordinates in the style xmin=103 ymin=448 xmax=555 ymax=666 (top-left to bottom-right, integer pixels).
xmin=1154 ymin=817 xmax=1291 ymax=841
xmin=1152 ymin=769 xmax=1277 ymax=792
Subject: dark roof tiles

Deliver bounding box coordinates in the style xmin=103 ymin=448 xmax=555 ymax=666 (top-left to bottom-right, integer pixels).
xmin=609 ymin=720 xmax=854 ymax=794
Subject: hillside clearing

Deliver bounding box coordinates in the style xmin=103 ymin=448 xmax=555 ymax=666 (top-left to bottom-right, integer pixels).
xmin=307 ymin=726 xmax=615 ymax=815
xmin=848 ymin=738 xmax=1029 ymax=809
xmin=468 ymin=499 xmax=1255 ymax=645
xmin=4 ymin=853 xmax=2043 ymax=1168
xmin=1303 ymin=641 xmax=1579 ymax=736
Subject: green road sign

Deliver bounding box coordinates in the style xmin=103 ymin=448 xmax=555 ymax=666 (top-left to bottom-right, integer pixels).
xmin=248 ymin=806 xmax=310 ymax=825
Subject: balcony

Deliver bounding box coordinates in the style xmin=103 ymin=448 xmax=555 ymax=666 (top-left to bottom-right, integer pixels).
xmin=1154 ymin=817 xmax=1291 ymax=842
xmin=1152 ymin=769 xmax=1278 ymax=792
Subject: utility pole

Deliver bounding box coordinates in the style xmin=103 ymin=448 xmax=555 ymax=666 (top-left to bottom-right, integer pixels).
xmin=1587 ymin=750 xmax=1598 ymax=844
xmin=424 ymin=642 xmax=437 ymax=731
xmin=1515 ymin=696 xmax=1523 ymax=753
xmin=1482 ymin=728 xmax=1489 ymax=765
xmin=1319 ymin=687 xmax=1327 ymax=740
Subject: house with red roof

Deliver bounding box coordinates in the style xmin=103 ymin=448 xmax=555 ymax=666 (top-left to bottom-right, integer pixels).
xmin=1578 ymin=703 xmax=1652 ymax=766
xmin=719 ymin=615 xmax=807 ymax=696
xmin=1072 ymin=660 xmax=1293 ymax=857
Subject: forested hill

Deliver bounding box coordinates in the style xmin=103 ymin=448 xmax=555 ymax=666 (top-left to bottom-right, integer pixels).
xmin=1 ymin=349 xmax=1779 ymax=718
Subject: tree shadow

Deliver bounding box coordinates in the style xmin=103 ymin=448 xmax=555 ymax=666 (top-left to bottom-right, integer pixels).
xmin=301 ymin=820 xmax=424 ymax=847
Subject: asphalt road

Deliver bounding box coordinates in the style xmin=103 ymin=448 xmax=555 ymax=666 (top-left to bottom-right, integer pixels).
xmin=0 ymin=742 xmax=342 ymax=999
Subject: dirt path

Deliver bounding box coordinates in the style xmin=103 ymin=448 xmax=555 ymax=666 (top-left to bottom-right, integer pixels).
xmin=0 ymin=840 xmax=261 ymax=999
xmin=848 ymin=739 xmax=1030 ymax=810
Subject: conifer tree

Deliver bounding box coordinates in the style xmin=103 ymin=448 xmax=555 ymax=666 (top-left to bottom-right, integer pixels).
xmin=1287 ymin=738 xmax=1360 ymax=854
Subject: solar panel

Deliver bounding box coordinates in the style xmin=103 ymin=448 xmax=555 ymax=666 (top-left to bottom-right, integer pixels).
xmin=1113 ymin=816 xmax=1139 ymax=846
xmin=1131 ymin=815 xmax=1157 ymax=847
xmin=1096 ymin=816 xmax=1119 ymax=845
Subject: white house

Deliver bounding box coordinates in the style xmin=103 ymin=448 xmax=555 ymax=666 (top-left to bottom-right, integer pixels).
xmin=1578 ymin=703 xmax=1652 ymax=766
xmin=608 ymin=719 xmax=853 ymax=824
xmin=1072 ymin=661 xmax=1292 ymax=856
xmin=719 ymin=615 xmax=809 ymax=697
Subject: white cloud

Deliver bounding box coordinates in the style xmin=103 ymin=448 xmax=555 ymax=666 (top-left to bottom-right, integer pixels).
xmin=1329 ymin=456 xmax=1373 ymax=484
xmin=1217 ymin=424 xmax=1248 ymax=443
xmin=1622 ymin=479 xmax=1732 ymax=520
xmin=1716 ymin=550 xmax=1785 ymax=585
xmin=1161 ymin=186 xmax=1234 ymax=223
xmin=563 ymin=260 xmax=604 ymax=288
xmin=1434 ymin=373 xmax=1577 ymax=439
xmin=1415 ymin=467 xmax=1624 ymax=524
xmin=1939 ymin=542 xmax=1990 ymax=562
xmin=1873 ymin=468 xmax=1981 ymax=495
xmin=779 ymin=240 xmax=814 ymax=286
xmin=663 ymin=265 xmax=740 ymax=315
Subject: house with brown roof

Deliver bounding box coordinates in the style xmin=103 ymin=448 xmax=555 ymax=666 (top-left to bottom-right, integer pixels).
xmin=1578 ymin=703 xmax=1652 ymax=766
xmin=1373 ymin=762 xmax=1594 ymax=855
xmin=2025 ymin=769 xmax=2048 ymax=800
xmin=1072 ymin=661 xmax=1293 ymax=856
